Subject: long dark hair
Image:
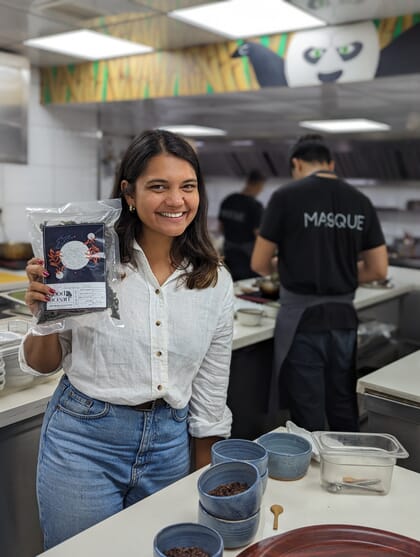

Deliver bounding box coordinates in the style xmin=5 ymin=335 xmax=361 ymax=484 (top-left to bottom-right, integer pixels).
xmin=111 ymin=129 xmax=221 ymax=289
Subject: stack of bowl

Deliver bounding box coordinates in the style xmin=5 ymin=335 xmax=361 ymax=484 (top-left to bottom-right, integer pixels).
xmin=197 ymin=460 xmax=263 ymax=549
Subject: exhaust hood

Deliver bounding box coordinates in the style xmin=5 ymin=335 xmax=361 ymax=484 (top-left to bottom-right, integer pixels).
xmin=196 ymin=138 xmax=420 ymax=181
xmin=0 ymin=51 xmax=29 ymax=164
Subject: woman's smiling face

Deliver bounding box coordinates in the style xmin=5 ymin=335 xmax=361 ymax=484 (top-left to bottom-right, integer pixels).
xmin=125 ymin=153 xmax=199 ymax=242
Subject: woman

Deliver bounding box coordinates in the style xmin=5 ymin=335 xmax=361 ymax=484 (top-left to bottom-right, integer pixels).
xmin=19 ymin=129 xmax=234 ymax=549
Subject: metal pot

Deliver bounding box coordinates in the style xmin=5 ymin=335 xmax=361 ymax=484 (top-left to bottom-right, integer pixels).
xmin=258 ymin=278 xmax=280 ymax=299
xmin=0 ymin=242 xmax=33 ymax=260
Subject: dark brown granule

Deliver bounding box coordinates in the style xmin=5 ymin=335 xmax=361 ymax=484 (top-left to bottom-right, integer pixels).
xmin=208 ymin=481 xmax=249 ymax=496
xmin=163 ymin=547 xmax=209 ymax=557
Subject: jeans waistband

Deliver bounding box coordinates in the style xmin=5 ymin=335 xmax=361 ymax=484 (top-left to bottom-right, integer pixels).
xmin=129 ymin=399 xmax=166 ymax=412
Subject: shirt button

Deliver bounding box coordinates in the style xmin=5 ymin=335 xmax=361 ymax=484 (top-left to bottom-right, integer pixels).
xmin=156 ymin=350 xmax=162 ymax=357
xmin=157 ymin=384 xmax=163 ymax=391
xmin=155 ymin=289 xmax=160 ymax=294
xmin=155 ymin=320 xmax=161 ymax=326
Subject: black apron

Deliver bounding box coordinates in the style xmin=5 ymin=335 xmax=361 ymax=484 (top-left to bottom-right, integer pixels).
xmin=269 ymin=286 xmax=355 ymax=412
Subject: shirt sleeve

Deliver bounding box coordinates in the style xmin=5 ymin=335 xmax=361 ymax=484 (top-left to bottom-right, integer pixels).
xmin=188 ymin=268 xmax=234 ymax=439
xmin=362 ymin=198 xmax=386 ymax=250
xmin=254 ymin=200 xmax=264 ymax=229
xmin=259 ymin=190 xmax=283 ymax=243
xmin=18 ymin=329 xmax=72 ymax=376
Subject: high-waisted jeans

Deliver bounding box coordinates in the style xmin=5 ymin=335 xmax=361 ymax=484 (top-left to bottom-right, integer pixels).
xmin=37 ymin=375 xmax=190 ymax=550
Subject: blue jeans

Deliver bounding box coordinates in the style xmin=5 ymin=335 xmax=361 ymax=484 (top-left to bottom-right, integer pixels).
xmin=282 ymin=329 xmax=359 ymax=432
xmin=37 ymin=376 xmax=190 ymax=550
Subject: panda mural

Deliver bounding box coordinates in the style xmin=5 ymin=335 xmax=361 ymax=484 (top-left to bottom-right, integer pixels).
xmin=286 ymin=21 xmax=380 ymax=86
xmin=231 ymin=18 xmax=420 ymax=88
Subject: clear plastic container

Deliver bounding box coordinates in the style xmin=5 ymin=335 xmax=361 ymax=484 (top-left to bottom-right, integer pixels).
xmin=312 ymin=432 xmax=409 ymax=495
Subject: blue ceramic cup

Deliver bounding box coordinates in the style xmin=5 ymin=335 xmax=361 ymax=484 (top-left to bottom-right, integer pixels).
xmin=256 ymin=432 xmax=312 ymax=480
xmin=211 ymin=438 xmax=268 ymax=477
xmin=153 ymin=522 xmax=223 ymax=557
xmin=198 ymin=502 xmax=260 ymax=549
xmin=197 ymin=461 xmax=262 ymax=520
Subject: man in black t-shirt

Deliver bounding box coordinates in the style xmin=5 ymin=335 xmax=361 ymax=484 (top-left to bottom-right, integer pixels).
xmin=219 ymin=170 xmax=265 ymax=281
xmin=251 ymin=135 xmax=388 ymax=432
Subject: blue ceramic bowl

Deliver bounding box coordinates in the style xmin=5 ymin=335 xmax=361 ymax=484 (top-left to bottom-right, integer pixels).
xmin=256 ymin=432 xmax=312 ymax=480
xmin=198 ymin=502 xmax=260 ymax=550
xmin=211 ymin=438 xmax=269 ymax=477
xmin=197 ymin=461 xmax=262 ymax=520
xmin=153 ymin=522 xmax=223 ymax=557
xmin=260 ymin=469 xmax=268 ymax=493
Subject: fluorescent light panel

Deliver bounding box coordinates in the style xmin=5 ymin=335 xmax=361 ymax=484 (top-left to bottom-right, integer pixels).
xmin=24 ymin=30 xmax=153 ymax=60
xmin=158 ymin=125 xmax=227 ymax=137
xmin=169 ymin=0 xmax=325 ymax=39
xmin=299 ymin=119 xmax=391 ymax=133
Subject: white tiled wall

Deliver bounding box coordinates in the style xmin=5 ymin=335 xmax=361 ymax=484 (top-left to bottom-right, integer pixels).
xmin=0 ymin=68 xmax=99 ymax=243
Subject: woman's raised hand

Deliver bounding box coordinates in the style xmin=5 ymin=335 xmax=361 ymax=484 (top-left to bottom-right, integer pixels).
xmin=25 ymin=258 xmax=55 ymax=316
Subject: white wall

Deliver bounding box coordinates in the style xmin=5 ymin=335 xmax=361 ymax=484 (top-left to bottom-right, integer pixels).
xmin=0 ymin=68 xmax=99 ymax=243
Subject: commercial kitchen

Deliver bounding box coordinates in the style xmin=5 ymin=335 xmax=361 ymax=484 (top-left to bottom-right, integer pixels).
xmin=1 ymin=1 xmax=420 ymax=556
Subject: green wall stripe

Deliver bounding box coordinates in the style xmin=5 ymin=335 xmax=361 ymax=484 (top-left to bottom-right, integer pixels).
xmin=413 ymin=13 xmax=420 ymax=25
xmin=67 ymin=64 xmax=75 ymax=75
xmin=373 ymin=18 xmax=381 ymax=29
xmin=241 ymin=57 xmax=251 ymax=86
xmin=51 ymin=66 xmax=57 ymax=79
xmin=93 ymin=61 xmax=99 ymax=85
xmin=278 ymin=33 xmax=288 ymax=57
xmin=173 ymin=75 xmax=179 ymax=96
xmin=101 ymin=64 xmax=108 ymax=100
xmin=65 ymin=86 xmax=71 ymax=103
xmin=43 ymin=83 xmax=52 ymax=104
xmin=394 ymin=16 xmax=403 ymax=38
xmin=260 ymin=35 xmax=270 ymax=48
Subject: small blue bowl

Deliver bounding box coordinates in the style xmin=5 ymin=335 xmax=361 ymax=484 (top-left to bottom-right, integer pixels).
xmin=197 ymin=461 xmax=262 ymax=520
xmin=153 ymin=522 xmax=223 ymax=557
xmin=256 ymin=432 xmax=312 ymax=480
xmin=260 ymin=469 xmax=268 ymax=493
xmin=198 ymin=502 xmax=260 ymax=550
xmin=211 ymin=438 xmax=268 ymax=477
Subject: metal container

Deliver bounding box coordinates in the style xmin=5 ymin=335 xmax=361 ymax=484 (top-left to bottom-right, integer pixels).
xmin=0 ymin=242 xmax=33 ymax=260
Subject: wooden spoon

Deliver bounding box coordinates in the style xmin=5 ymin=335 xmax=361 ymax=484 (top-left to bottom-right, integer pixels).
xmin=270 ymin=504 xmax=284 ymax=530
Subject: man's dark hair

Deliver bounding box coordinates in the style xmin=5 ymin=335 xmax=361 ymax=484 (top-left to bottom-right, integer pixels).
xmin=289 ymin=134 xmax=332 ymax=172
xmin=247 ymin=169 xmax=266 ymax=184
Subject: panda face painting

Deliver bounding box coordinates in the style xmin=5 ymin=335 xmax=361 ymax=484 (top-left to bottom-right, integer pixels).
xmin=285 ymin=21 xmax=380 ymax=87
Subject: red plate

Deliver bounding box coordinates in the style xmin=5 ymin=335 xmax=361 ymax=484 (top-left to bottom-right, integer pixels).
xmin=236 ymin=525 xmax=420 ymax=556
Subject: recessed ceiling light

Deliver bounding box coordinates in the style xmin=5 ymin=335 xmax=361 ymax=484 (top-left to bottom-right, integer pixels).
xmin=158 ymin=125 xmax=227 ymax=137
xmin=24 ymin=30 xmax=153 ymax=61
xmin=299 ymin=119 xmax=391 ymax=133
xmin=169 ymin=0 xmax=325 ymax=39
xmin=231 ymin=139 xmax=255 ymax=147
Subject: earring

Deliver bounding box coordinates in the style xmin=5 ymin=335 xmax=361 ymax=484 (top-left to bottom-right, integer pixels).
xmin=129 ymin=205 xmax=136 ymax=213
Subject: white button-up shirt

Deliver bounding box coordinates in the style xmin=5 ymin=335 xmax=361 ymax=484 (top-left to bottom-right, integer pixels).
xmin=19 ymin=243 xmax=234 ymax=438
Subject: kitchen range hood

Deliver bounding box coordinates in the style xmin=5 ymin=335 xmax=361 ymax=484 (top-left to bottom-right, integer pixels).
xmin=0 ymin=51 xmax=29 ymax=164
xmin=195 ymin=138 xmax=420 ymax=181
